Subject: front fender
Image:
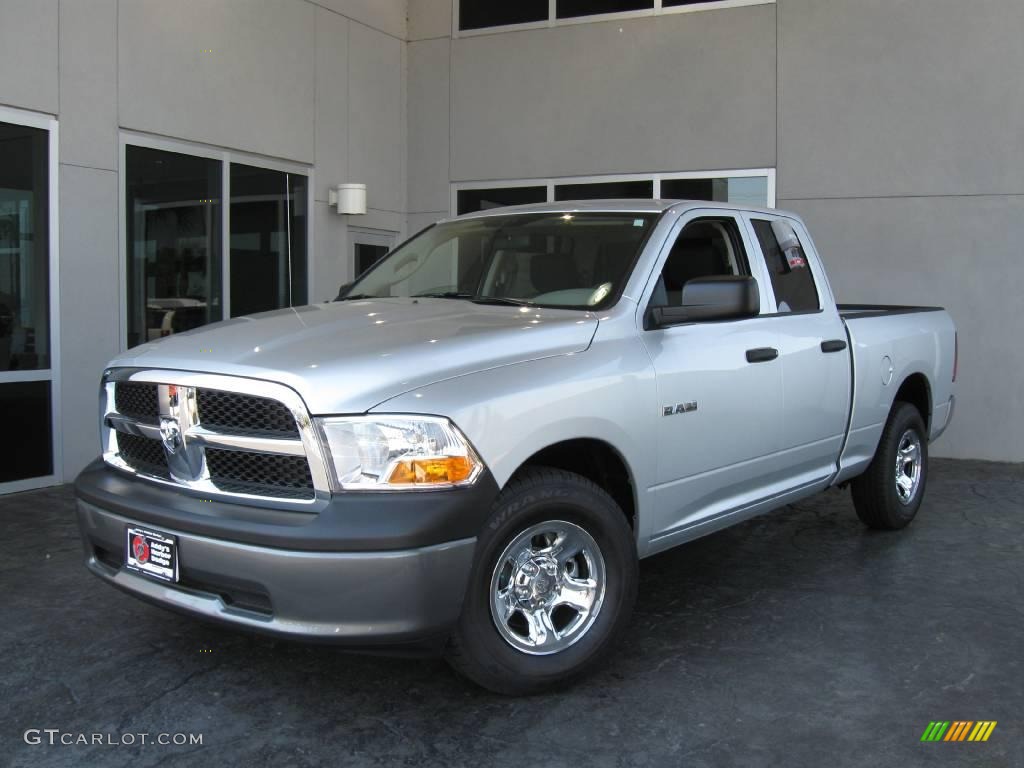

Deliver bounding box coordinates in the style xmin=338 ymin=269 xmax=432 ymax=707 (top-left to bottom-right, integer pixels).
xmin=372 ymin=340 xmax=660 ymax=555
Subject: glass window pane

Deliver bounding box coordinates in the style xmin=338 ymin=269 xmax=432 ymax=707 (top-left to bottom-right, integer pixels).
xmin=459 ymin=0 xmax=548 ymax=30
xmin=355 ymin=243 xmax=389 ymax=277
xmin=663 ymin=0 xmax=724 ymax=7
xmin=554 ymin=180 xmax=653 ymax=200
xmin=0 ymin=381 xmax=52 ymax=481
xmin=126 ymin=146 xmax=222 ymax=348
xmin=661 ymin=176 xmax=769 ymax=207
xmin=557 ymin=0 xmax=653 ymax=19
xmin=0 ymin=121 xmax=49 ymax=371
xmin=752 ymin=219 xmax=819 ymax=313
xmin=654 ymin=218 xmax=748 ymax=307
xmin=229 ymin=164 xmax=308 ymax=318
xmin=348 ymin=212 xmax=657 ymax=309
xmin=457 ymin=186 xmax=547 ymax=215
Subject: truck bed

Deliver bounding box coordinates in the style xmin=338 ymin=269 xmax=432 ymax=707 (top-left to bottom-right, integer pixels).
xmin=838 ymin=304 xmax=945 ymax=320
xmin=834 ymin=304 xmax=957 ymax=484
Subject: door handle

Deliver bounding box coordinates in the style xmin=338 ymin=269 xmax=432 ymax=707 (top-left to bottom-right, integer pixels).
xmin=821 ymin=339 xmax=848 ymax=353
xmin=746 ymin=347 xmax=779 ymax=363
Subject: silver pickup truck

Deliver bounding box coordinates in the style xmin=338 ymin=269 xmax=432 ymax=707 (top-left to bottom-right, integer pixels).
xmin=75 ymin=200 xmax=957 ymax=694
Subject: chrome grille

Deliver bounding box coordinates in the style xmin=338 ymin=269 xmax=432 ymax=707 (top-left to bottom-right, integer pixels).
xmin=114 ymin=382 xmax=159 ymax=424
xmin=205 ymin=449 xmax=314 ymax=499
xmin=102 ymin=371 xmax=329 ymax=506
xmin=196 ymin=389 xmax=299 ymax=437
xmin=116 ymin=432 xmax=169 ymax=479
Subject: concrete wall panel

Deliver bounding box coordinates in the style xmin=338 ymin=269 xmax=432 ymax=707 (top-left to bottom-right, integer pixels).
xmin=0 ymin=0 xmax=58 ymax=114
xmin=58 ymin=166 xmax=120 ymax=476
xmin=407 ymin=38 xmax=450 ymax=213
xmin=778 ymin=0 xmax=1024 ymax=199
xmin=118 ymin=0 xmax=316 ymax=162
xmin=785 ymin=193 xmax=1024 ymax=462
xmin=59 ymin=0 xmax=117 ymax=171
xmin=449 ymin=5 xmax=777 ymax=181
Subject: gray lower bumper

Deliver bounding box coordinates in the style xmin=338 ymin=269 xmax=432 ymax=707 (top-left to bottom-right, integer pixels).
xmin=77 ymin=499 xmax=476 ymax=649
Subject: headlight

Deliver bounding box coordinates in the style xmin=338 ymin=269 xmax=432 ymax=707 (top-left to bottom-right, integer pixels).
xmin=316 ymin=415 xmax=483 ymax=491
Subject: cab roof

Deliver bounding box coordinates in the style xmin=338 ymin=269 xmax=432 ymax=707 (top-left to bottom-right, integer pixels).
xmin=446 ymin=198 xmax=785 ymax=222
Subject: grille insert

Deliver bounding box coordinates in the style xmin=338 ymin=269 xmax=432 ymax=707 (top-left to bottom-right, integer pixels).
xmin=115 ymin=383 xmax=159 ymax=424
xmin=116 ymin=432 xmax=169 ymax=479
xmin=196 ymin=389 xmax=299 ymax=437
xmin=205 ymin=448 xmax=314 ymax=499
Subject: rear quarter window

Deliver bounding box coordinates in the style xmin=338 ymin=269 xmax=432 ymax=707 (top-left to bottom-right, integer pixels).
xmin=752 ymin=219 xmax=819 ymax=313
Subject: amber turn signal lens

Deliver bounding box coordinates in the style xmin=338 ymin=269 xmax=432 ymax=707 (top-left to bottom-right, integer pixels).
xmin=386 ymin=456 xmax=476 ymax=486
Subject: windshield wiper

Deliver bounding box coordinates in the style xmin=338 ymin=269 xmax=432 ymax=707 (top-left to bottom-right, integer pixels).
xmin=469 ymin=296 xmax=535 ymax=307
xmin=334 ymin=293 xmax=377 ymax=301
xmin=412 ymin=291 xmax=475 ymax=299
xmin=411 ymin=291 xmax=535 ymax=307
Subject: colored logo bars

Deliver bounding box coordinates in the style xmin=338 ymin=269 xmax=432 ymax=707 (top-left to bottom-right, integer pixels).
xmin=921 ymin=721 xmax=997 ymax=742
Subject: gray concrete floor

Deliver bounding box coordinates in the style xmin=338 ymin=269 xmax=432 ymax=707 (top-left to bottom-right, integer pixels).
xmin=1 ymin=459 xmax=1020 ymax=767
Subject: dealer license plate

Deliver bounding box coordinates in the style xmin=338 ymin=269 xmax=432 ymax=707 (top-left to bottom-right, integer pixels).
xmin=125 ymin=526 xmax=179 ymax=583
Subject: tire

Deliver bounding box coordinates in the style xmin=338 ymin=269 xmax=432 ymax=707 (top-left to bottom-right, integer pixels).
xmin=445 ymin=466 xmax=638 ymax=695
xmin=851 ymin=401 xmax=929 ymax=530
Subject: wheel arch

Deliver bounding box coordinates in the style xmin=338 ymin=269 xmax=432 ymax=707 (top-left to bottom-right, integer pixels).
xmin=893 ymin=372 xmax=932 ymax=432
xmin=513 ymin=438 xmax=637 ymax=531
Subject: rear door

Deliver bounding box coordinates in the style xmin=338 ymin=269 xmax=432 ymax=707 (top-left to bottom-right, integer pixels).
xmin=639 ymin=209 xmax=787 ymax=545
xmin=743 ymin=214 xmax=851 ymax=486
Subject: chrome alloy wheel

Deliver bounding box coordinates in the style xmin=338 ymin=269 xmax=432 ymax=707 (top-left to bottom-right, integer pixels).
xmin=489 ymin=520 xmax=607 ymax=656
xmin=894 ymin=429 xmax=923 ymax=505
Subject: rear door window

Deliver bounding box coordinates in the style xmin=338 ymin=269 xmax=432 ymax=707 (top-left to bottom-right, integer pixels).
xmin=751 ymin=219 xmax=819 ymax=313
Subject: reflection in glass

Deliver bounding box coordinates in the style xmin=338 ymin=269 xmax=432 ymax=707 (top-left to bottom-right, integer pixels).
xmin=661 ymin=176 xmax=769 ymax=207
xmin=457 ymin=186 xmax=547 ymax=215
xmin=459 ymin=0 xmax=548 ymax=30
xmin=557 ymin=0 xmax=653 ymax=19
xmin=0 ymin=380 xmax=52 ymax=481
xmin=229 ymin=164 xmax=308 ymax=318
xmin=0 ymin=122 xmax=49 ymax=371
xmin=125 ymin=146 xmax=222 ymax=348
xmin=554 ymin=180 xmax=653 ymax=201
xmin=355 ymin=244 xmax=389 ymax=277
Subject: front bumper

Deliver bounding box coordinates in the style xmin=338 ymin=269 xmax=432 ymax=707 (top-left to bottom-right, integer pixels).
xmin=75 ymin=460 xmax=498 ymax=651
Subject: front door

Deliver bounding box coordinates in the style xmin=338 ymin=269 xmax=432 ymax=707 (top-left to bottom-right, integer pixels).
xmin=0 ymin=111 xmax=58 ymax=493
xmin=639 ymin=211 xmax=786 ymax=545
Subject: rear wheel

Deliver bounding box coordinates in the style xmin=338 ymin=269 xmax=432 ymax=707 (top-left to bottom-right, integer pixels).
xmin=445 ymin=467 xmax=638 ymax=695
xmin=851 ymin=401 xmax=929 ymax=530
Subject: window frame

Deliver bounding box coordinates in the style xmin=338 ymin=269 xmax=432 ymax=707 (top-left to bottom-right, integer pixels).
xmin=0 ymin=104 xmax=62 ymax=493
xmin=454 ymin=0 xmax=776 ymax=37
xmin=350 ymin=226 xmax=398 ymax=278
xmin=637 ymin=208 xmax=774 ymax=329
xmin=643 ymin=213 xmax=756 ymax=323
xmin=451 ymin=169 xmax=776 ymax=217
xmin=118 ymin=132 xmax=313 ymax=351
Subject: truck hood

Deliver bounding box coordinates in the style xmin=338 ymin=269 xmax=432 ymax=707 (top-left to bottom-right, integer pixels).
xmin=109 ymin=298 xmax=599 ymax=414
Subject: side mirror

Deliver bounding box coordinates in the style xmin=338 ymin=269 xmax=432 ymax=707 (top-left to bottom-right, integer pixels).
xmin=334 ymin=282 xmax=353 ymax=301
xmin=646 ymin=275 xmax=759 ymax=329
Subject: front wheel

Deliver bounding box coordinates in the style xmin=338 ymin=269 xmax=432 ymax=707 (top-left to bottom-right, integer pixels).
xmin=851 ymin=401 xmax=929 ymax=530
xmin=445 ymin=467 xmax=638 ymax=695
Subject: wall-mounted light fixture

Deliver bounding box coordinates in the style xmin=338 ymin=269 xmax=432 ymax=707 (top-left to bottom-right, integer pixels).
xmin=328 ymin=183 xmax=367 ymax=215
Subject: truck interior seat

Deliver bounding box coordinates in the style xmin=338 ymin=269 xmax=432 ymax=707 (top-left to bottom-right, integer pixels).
xmin=530 ymin=251 xmax=581 ymax=294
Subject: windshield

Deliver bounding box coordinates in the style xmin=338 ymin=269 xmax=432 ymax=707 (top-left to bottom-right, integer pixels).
xmin=345 ymin=212 xmax=658 ymax=309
